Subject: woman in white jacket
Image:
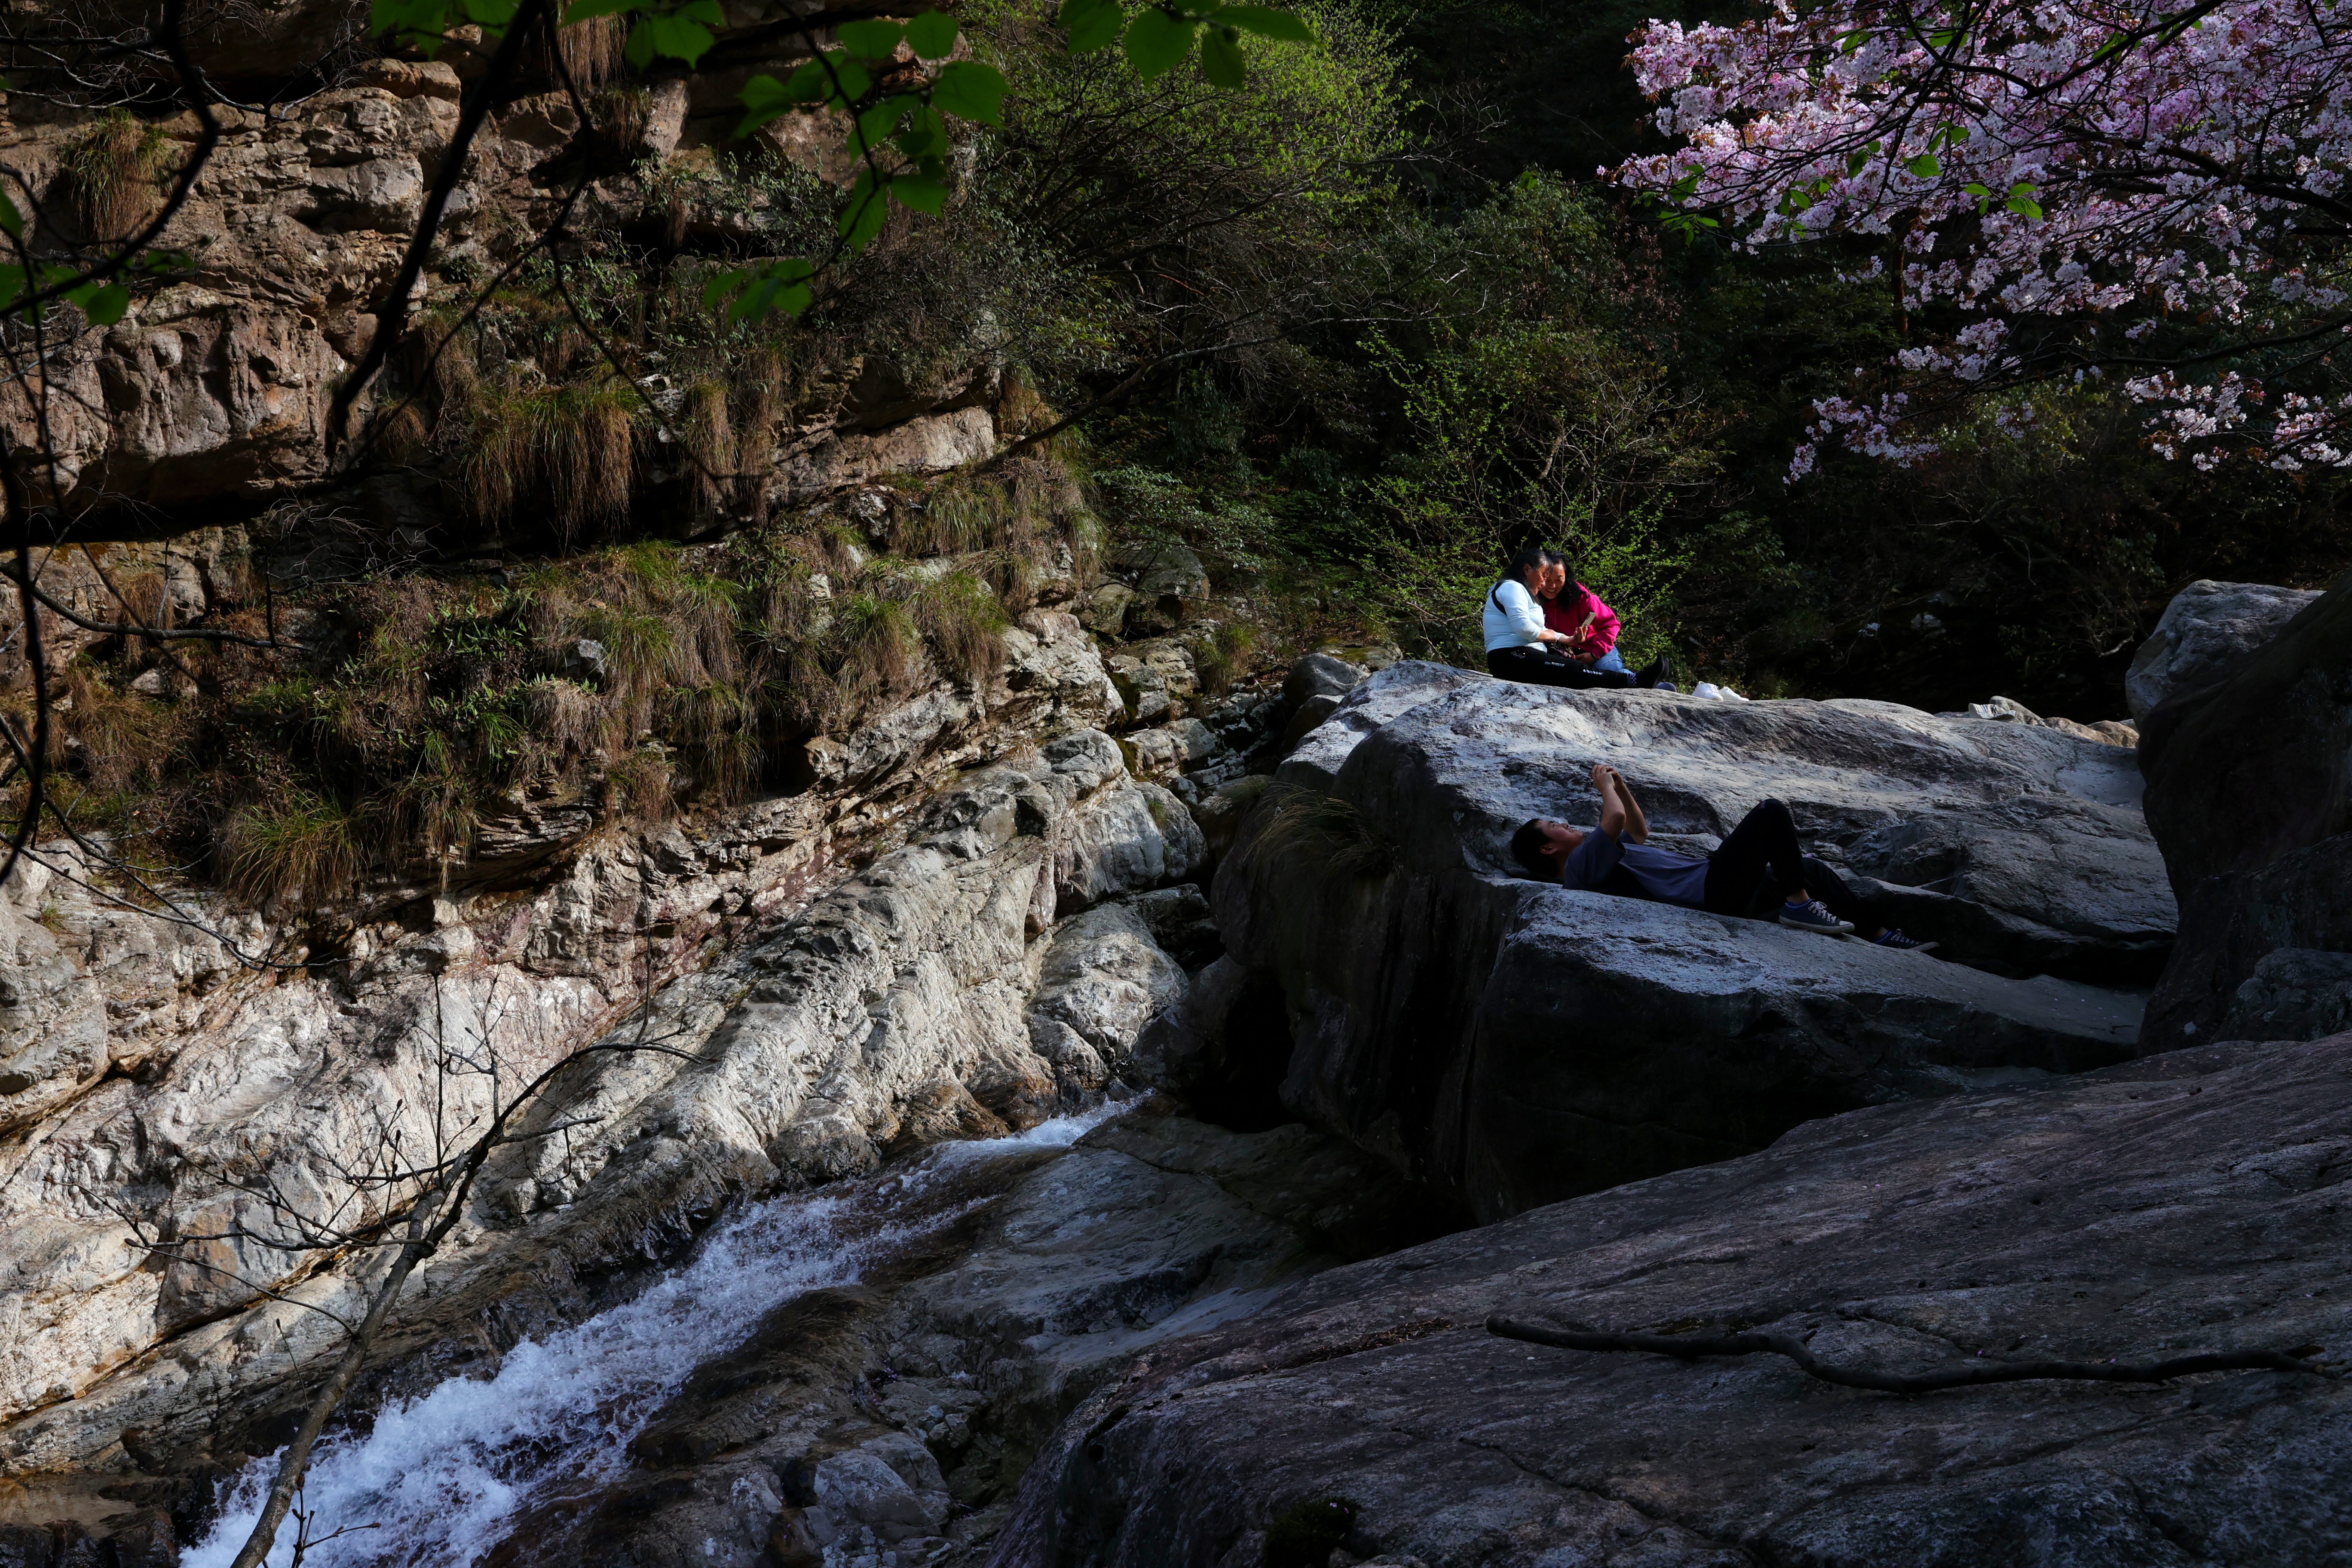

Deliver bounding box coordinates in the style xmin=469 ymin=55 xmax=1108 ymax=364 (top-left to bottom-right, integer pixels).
xmin=1484 ymin=548 xmax=1673 ymax=690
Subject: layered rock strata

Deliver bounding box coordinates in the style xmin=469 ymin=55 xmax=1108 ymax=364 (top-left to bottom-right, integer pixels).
xmin=0 ymin=632 xmax=1198 ymax=1528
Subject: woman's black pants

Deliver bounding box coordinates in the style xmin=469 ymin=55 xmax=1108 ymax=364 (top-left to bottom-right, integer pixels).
xmin=1700 ymin=798 xmax=1874 ymax=928
xmin=1487 ymin=646 xmax=1636 ymax=690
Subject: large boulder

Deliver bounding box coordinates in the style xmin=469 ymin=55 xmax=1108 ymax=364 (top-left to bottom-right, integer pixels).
xmin=2124 ymin=578 xmax=2324 ymax=721
xmin=997 ymin=1032 xmax=2352 ymax=1568
xmin=1192 ymin=668 xmax=2172 ymax=1219
xmin=2139 ymin=569 xmax=2352 ymax=1050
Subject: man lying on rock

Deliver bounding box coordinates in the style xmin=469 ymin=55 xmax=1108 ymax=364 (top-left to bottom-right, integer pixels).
xmin=1510 ymin=765 xmax=1936 ymax=951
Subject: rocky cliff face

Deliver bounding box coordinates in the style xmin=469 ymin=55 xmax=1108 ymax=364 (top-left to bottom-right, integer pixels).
xmin=0 ymin=617 xmax=1202 ymax=1511
xmin=1166 ymin=664 xmax=2169 ymax=1221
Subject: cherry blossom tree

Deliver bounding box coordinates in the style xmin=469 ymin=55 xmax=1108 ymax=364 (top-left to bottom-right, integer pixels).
xmin=1617 ymin=0 xmax=2352 ymax=472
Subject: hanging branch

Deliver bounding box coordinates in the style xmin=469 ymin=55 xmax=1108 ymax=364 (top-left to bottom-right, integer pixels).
xmin=1486 ymin=1317 xmax=2337 ymax=1393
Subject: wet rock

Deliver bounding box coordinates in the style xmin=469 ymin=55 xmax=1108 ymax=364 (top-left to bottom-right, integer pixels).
xmin=1213 ymin=667 xmax=2167 ymax=1219
xmin=2125 ymin=577 xmax=2324 ymax=721
xmin=999 ymin=1032 xmax=2352 ymax=1568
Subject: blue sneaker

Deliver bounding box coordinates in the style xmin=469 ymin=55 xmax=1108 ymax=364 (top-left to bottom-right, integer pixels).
xmin=1871 ymin=928 xmax=1938 ymax=952
xmin=1778 ymin=899 xmax=1854 ymax=934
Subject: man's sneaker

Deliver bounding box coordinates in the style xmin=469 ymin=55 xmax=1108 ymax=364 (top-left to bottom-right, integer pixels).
xmin=1872 ymin=928 xmax=1938 ymax=952
xmin=1778 ymin=899 xmax=1853 ymax=934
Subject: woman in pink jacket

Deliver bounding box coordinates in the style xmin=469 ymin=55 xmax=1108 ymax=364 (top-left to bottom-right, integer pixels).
xmin=1540 ymin=560 xmax=1666 ymax=683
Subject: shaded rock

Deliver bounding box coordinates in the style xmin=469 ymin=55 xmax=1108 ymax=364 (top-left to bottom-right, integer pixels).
xmin=2140 ymin=570 xmax=2351 ymax=1050
xmin=2125 ymin=577 xmax=2324 ymax=721
xmin=2217 ymin=947 xmax=2352 ymax=1044
xmin=998 ymin=1033 xmax=2352 ymax=1568
xmin=1213 ymin=669 xmax=2167 ymax=1219
xmin=1027 ymin=900 xmax=1190 ymax=1065
xmin=1072 ymin=583 xmax=1134 ymax=639
xmin=1110 ymin=542 xmax=1210 ymax=635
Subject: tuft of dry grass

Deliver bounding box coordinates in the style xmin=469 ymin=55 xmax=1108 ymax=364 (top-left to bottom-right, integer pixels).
xmin=557 ymin=13 xmax=630 ymax=89
xmin=681 ymin=379 xmax=737 ymax=521
xmin=908 ymin=570 xmax=1009 ymax=687
xmin=1255 ymin=785 xmax=1393 ymax=880
xmin=64 ymin=109 xmax=169 ymax=242
xmin=465 ymin=382 xmax=638 ymax=545
xmin=221 ymin=791 xmax=359 ymax=907
xmin=590 ymin=84 xmax=651 ymax=161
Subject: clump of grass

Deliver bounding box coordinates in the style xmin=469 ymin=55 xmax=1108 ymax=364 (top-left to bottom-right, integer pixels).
xmin=831 ymin=592 xmax=923 ymax=713
xmin=221 ymin=791 xmax=359 ymax=907
xmin=464 ymin=382 xmax=637 ymax=544
xmin=590 ymin=84 xmax=652 ymax=161
xmin=58 ymin=665 xmax=181 ymax=795
xmin=1256 ymin=786 xmax=1393 ymax=880
xmin=65 ymin=109 xmax=169 ymax=242
xmin=1196 ymin=622 xmax=1258 ymax=697
xmin=680 ymin=379 xmax=737 ymax=521
xmin=908 ymin=570 xmax=1009 ymax=687
xmin=557 ymin=13 xmax=629 ymax=89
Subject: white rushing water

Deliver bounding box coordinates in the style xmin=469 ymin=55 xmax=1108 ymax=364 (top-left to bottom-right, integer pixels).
xmin=181 ymin=1103 xmax=1124 ymax=1568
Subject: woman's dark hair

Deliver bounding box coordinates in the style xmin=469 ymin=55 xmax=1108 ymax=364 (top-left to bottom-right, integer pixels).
xmin=1490 ymin=546 xmax=1565 ymax=611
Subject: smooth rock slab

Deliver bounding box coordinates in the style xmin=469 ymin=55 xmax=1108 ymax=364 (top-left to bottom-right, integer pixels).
xmin=998 ymin=1033 xmax=2352 ymax=1568
xmin=1201 ymin=671 xmax=2170 ymax=1217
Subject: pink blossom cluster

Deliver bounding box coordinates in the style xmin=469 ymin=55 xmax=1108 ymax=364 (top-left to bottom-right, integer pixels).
xmin=1620 ymin=0 xmax=2352 ymax=469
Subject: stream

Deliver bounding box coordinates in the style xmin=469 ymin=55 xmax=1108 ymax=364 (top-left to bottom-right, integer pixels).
xmin=179 ymin=1104 xmax=1126 ymax=1568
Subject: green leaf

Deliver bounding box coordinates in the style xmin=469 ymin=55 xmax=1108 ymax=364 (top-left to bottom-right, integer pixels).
xmin=371 ymin=0 xmax=451 ymax=49
xmin=826 ymin=58 xmax=874 ymax=104
xmin=906 ymin=9 xmax=958 ymax=58
xmin=893 ymin=105 xmax=949 ymax=159
xmin=891 ymin=174 xmax=949 ymax=214
xmin=711 ymin=257 xmax=818 ymax=323
xmin=837 ymin=17 xmax=903 ymax=58
xmin=1060 ymin=0 xmax=1124 ymax=51
xmin=563 ymin=0 xmax=638 ymax=19
xmin=1124 ymin=7 xmax=1197 ymax=77
xmin=0 ymin=193 xmax=20 ymax=240
xmin=76 ymin=282 xmax=131 ymax=325
xmin=1219 ymin=4 xmax=1312 ymax=40
xmin=639 ymin=11 xmax=716 ymax=64
xmin=0 ymin=266 xmax=24 ymax=312
xmin=839 ymin=170 xmax=890 ymax=253
xmin=1963 ymin=181 xmax=1991 ymax=197
xmin=1200 ymin=24 xmax=1245 ymax=86
xmin=1904 ymin=153 xmax=1939 ymax=177
xmin=461 ymin=0 xmax=520 ymax=26
xmin=931 ymin=60 xmax=1006 ymax=123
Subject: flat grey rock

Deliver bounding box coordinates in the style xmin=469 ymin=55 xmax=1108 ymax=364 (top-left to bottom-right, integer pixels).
xmin=998 ymin=1032 xmax=2352 ymax=1568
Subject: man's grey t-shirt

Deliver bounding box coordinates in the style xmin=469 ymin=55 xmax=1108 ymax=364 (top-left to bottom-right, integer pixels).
xmin=1559 ymin=829 xmax=1709 ymax=909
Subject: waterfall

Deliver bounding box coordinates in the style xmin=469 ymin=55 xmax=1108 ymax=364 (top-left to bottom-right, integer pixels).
xmin=180 ymin=1105 xmax=1124 ymax=1568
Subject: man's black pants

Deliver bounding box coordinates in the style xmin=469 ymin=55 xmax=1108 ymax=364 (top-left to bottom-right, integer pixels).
xmin=1700 ymin=797 xmax=1874 ymax=928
